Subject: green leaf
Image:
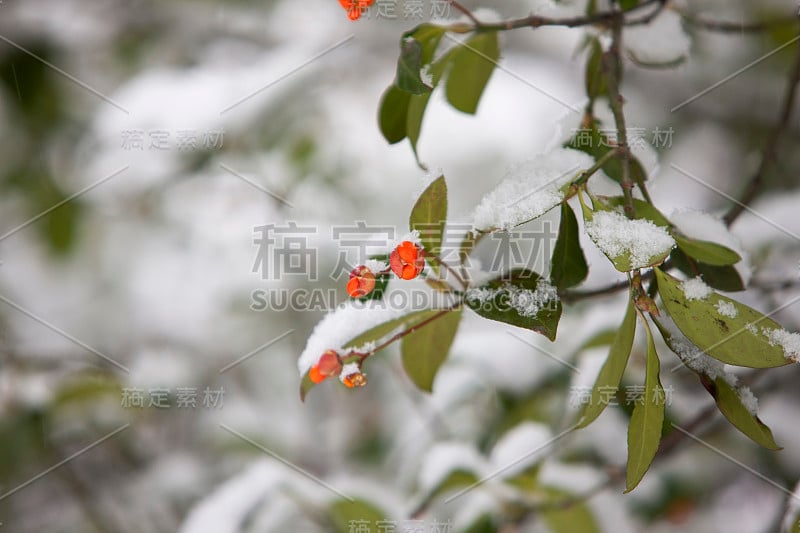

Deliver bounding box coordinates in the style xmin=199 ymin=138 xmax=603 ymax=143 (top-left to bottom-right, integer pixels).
xmin=551 ymin=202 xmax=588 ymax=290
xmin=625 ymin=317 xmax=665 ymax=492
xmin=541 ymin=487 xmax=602 ymax=533
xmin=397 ymin=39 xmax=430 ymax=95
xmin=672 ymin=232 xmax=741 ymax=266
xmin=445 ymin=32 xmax=499 ymax=114
xmin=410 ymin=175 xmax=447 ymax=261
xmin=577 ymin=299 xmax=636 ymax=428
xmin=406 ymin=92 xmax=431 ymax=164
xmin=584 ymin=38 xmax=607 ymax=101
xmin=395 ymin=24 xmax=446 ymax=95
xmin=598 ymin=196 xmax=671 ymax=228
xmin=410 ymin=24 xmax=448 ymax=68
xmin=702 ymin=375 xmax=780 ymax=450
xmin=465 ymin=269 xmax=562 ymax=341
xmin=619 ymin=0 xmax=639 ymax=9
xmin=428 ymin=469 xmax=479 ymax=500
xmin=378 ymin=85 xmax=411 ymax=144
xmin=670 ymin=247 xmax=745 ymax=292
xmin=655 ymin=269 xmax=791 ymax=368
xmin=328 ymin=499 xmax=386 ymax=533
xmin=402 ymin=308 xmax=462 ymax=391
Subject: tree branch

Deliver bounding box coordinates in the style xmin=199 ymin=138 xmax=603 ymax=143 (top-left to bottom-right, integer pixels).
xmin=724 ymin=31 xmax=800 ymax=225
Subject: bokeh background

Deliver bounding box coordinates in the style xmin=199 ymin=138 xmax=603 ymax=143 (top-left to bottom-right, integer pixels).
xmin=0 ymin=0 xmax=799 ymax=531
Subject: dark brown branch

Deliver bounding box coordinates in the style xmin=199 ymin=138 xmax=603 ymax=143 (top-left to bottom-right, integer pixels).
xmin=724 ymin=30 xmax=800 ymax=226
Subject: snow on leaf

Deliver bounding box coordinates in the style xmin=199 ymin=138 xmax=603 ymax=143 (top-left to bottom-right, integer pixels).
xmin=584 ymin=210 xmax=674 ymax=270
xmin=682 ymin=276 xmax=713 ymax=301
xmin=472 ymin=148 xmax=593 ymax=232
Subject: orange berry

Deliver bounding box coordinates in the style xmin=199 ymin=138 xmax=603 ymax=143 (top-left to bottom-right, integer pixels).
xmin=309 ymin=365 xmax=325 ymax=384
xmin=308 ymin=350 xmax=343 ymax=384
xmin=390 ymin=241 xmax=425 ymax=280
xmin=346 ymin=265 xmax=376 ymax=298
xmin=317 ymin=350 xmax=343 ymax=377
xmin=347 ymin=6 xmax=361 ymax=20
xmin=342 ymin=372 xmax=367 ymax=388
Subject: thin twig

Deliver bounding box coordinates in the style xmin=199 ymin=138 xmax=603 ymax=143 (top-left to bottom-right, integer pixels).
xmin=724 ymin=30 xmax=800 ymax=225
xmin=352 ymin=305 xmax=461 ymax=363
xmin=682 ymin=13 xmax=800 ymax=33
xmin=449 ymin=0 xmax=664 ymax=33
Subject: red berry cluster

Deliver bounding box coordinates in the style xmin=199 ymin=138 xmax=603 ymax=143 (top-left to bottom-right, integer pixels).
xmin=308 ymin=350 xmax=367 ymax=388
xmin=346 ymin=241 xmax=425 ymax=299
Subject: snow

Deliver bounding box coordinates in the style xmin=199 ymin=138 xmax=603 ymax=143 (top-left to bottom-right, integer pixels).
xmin=298 ymin=300 xmax=428 ymax=376
xmin=715 ymin=300 xmax=738 ymax=318
xmin=625 ymin=10 xmax=691 ymax=65
xmin=364 ymin=259 xmax=388 ymax=273
xmin=466 ymin=278 xmax=558 ymax=318
xmin=179 ymin=461 xmax=284 ymax=533
xmin=762 ymin=328 xmax=800 ymax=363
xmin=394 ymin=229 xmax=421 ymax=247
xmin=472 ymin=148 xmax=594 ymax=232
xmin=736 ymin=386 xmax=759 ymax=416
xmin=670 ymin=209 xmax=750 ymax=285
xmin=418 ymin=442 xmax=486 ymax=493
xmin=659 ymin=316 xmax=734 ymax=386
xmin=489 ymin=422 xmax=553 ymax=479
xmin=339 ymin=362 xmax=360 ymax=383
xmin=681 ymin=276 xmax=713 ymax=300
xmin=660 ymin=317 xmax=763 ymax=415
xmin=585 ymin=211 xmax=675 ymax=269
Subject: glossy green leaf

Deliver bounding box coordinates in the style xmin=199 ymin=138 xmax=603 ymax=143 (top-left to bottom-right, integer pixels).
xmin=551 ymin=202 xmax=588 ymax=290
xmin=397 ymin=39 xmax=430 ymax=95
xmin=466 ymin=269 xmax=562 ymax=341
xmin=410 ymin=175 xmax=447 ymax=260
xmin=445 ymin=32 xmax=499 ymax=114
xmin=541 ymin=487 xmax=602 ymax=533
xmin=625 ymin=317 xmax=665 ymax=492
xmin=395 ymin=24 xmax=447 ymax=95
xmin=655 ymin=269 xmax=791 ymax=368
xmin=670 ymin=247 xmax=745 ymax=292
xmin=410 ymin=24 xmax=448 ymax=68
xmin=329 ymin=499 xmax=386 ymax=533
xmin=577 ymin=299 xmax=636 ymax=428
xmin=402 ymin=308 xmax=461 ymax=391
xmin=406 ymin=92 xmax=430 ymax=164
xmin=702 ymin=375 xmax=780 ymax=450
xmin=378 ymin=85 xmax=411 ymax=144
xmin=584 ymin=37 xmax=607 ymax=101
xmin=672 ymin=232 xmax=741 ymax=266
